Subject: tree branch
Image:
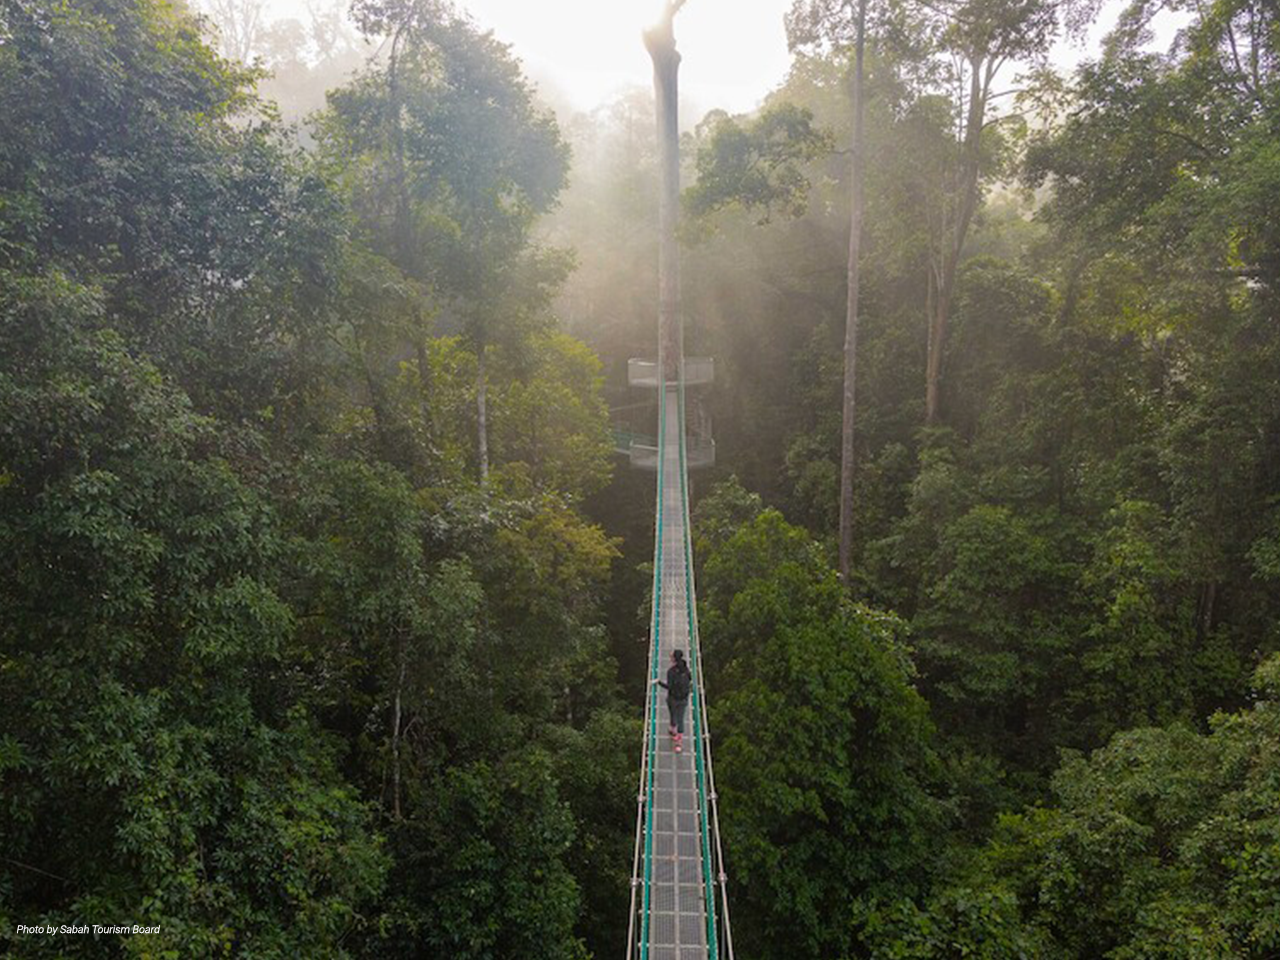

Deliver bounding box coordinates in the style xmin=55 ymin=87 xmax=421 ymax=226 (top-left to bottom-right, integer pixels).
xmin=1 ymin=856 xmax=73 ymax=885
xmin=1153 ymin=127 xmax=1214 ymax=156
xmin=981 ymin=111 xmax=1025 ymax=131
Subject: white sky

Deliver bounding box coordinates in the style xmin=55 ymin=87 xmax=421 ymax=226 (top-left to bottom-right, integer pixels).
xmin=258 ymin=0 xmax=1187 ymax=117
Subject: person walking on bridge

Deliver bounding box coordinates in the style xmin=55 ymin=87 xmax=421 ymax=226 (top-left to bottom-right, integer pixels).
xmin=656 ymin=649 xmax=692 ymax=752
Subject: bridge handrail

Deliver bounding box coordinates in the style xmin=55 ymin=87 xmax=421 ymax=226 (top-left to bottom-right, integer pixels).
xmin=677 ymin=376 xmax=734 ymax=959
xmin=627 ymin=381 xmax=668 ymax=960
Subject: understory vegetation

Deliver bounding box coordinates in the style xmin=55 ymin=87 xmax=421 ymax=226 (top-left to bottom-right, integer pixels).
xmin=2 ymin=0 xmax=1279 ymax=957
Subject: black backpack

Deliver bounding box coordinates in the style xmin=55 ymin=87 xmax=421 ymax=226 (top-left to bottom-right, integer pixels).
xmin=668 ymin=662 xmax=691 ymax=700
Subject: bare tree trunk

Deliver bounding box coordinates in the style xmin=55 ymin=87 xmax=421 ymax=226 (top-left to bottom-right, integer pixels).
xmin=207 ymin=0 xmax=265 ymax=62
xmin=388 ymin=25 xmax=412 ymax=268
xmin=645 ymin=11 xmax=682 ymax=385
xmin=925 ymin=55 xmax=990 ymax=425
xmin=1200 ymin=580 xmax=1217 ymax=639
xmin=925 ymin=273 xmax=945 ymax=423
xmin=387 ymin=30 xmax=433 ymax=454
xmin=391 ymin=638 xmax=406 ymax=820
xmin=476 ymin=342 xmax=489 ymax=482
xmin=838 ymin=0 xmax=868 ymax=584
xmin=416 ymin=334 xmax=432 ymax=427
xmin=361 ymin=355 xmax=399 ymax=464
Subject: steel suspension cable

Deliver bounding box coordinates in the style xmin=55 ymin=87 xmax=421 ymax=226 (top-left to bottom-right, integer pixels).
xmin=676 ymin=373 xmax=734 ymax=958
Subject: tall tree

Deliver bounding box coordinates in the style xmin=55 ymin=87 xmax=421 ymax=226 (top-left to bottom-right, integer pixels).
xmin=644 ymin=0 xmax=688 ymax=382
xmin=918 ymin=0 xmax=1083 ymax=424
xmin=788 ymin=0 xmax=871 ymax=582
xmin=326 ymin=1 xmax=570 ymax=482
xmin=200 ymin=0 xmax=268 ymax=62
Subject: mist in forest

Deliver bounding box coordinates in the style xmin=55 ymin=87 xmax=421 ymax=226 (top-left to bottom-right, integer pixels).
xmin=3 ymin=0 xmax=1280 ymax=957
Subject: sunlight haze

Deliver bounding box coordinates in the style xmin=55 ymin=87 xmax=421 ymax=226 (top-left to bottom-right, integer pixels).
xmin=460 ymin=0 xmax=795 ymax=114
xmin=264 ymin=0 xmax=797 ymax=115
xmin=259 ymin=0 xmax=1184 ymax=122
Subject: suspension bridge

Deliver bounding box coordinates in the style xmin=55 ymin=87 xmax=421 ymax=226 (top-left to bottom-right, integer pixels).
xmin=623 ymin=370 xmax=732 ymax=960
xmin=622 ymin=8 xmax=733 ymax=956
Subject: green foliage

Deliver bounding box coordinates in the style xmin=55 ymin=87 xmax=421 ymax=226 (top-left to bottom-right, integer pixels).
xmin=0 ymin=1 xmax=625 ymax=954
xmin=424 ymin=332 xmax=614 ymax=497
xmin=0 ymin=0 xmax=350 ymax=424
xmin=319 ymin=5 xmax=569 ymax=334
xmin=547 ymin=710 xmax=641 ymax=960
xmin=856 ymin=658 xmax=1280 ymax=957
xmin=854 ymin=886 xmax=1044 ymax=960
xmin=700 ymin=510 xmax=941 ymax=959
xmin=0 ymin=316 xmax=387 ymax=955
xmin=912 ymin=503 xmax=1075 ymax=769
xmin=982 ymin=654 xmax=1280 ymax=956
xmin=691 ymin=474 xmax=765 ymax=558
xmin=9 ymin=0 xmax=1280 ymax=952
xmin=312 ymin=3 xmax=576 ymax=482
xmin=686 ymin=103 xmax=833 ymax=225
xmin=491 ymin=332 xmax=614 ymax=498
xmin=374 ymin=747 xmax=589 ymax=960
xmin=1248 ymin=502 xmax=1280 ymax=580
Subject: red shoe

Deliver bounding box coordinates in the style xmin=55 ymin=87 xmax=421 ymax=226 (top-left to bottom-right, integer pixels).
xmin=674 ymin=733 xmax=683 ymax=753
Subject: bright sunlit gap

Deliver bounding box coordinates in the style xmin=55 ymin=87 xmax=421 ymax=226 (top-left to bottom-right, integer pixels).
xmin=219 ymin=0 xmax=1187 ymax=121
xmin=255 ymin=0 xmax=795 ymax=116
xmin=458 ymin=0 xmax=795 ymax=115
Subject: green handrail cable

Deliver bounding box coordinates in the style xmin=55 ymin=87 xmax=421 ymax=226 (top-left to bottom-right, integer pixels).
xmin=676 ymin=375 xmax=721 ymax=956
xmin=682 ymin=464 xmax=737 ymax=960
xmin=638 ymin=378 xmax=667 ymax=960
xmin=634 ymin=371 xmax=730 ymax=959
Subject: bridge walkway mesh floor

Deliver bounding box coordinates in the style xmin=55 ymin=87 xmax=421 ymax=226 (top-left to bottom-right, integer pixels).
xmin=625 ymin=381 xmax=732 ymax=960
xmin=645 ymin=385 xmax=709 ymax=960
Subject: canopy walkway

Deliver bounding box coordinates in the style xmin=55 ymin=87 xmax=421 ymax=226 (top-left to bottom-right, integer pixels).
xmin=626 ymin=10 xmax=731 ymax=955
xmin=625 ymin=373 xmax=733 ymax=959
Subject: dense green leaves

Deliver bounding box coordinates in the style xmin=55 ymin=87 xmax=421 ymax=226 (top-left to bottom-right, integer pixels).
xmin=0 ymin=0 xmax=622 ymax=954
xmin=0 ymin=0 xmax=350 ymax=424
xmin=686 ymin=103 xmax=833 ymax=225
xmin=696 ymin=505 xmax=941 ymax=958
xmin=0 ymin=313 xmax=388 ymax=955
xmin=981 ymin=655 xmax=1280 ymax=956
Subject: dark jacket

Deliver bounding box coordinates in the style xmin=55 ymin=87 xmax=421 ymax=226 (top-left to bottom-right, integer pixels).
xmin=659 ymin=661 xmax=691 ymax=701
